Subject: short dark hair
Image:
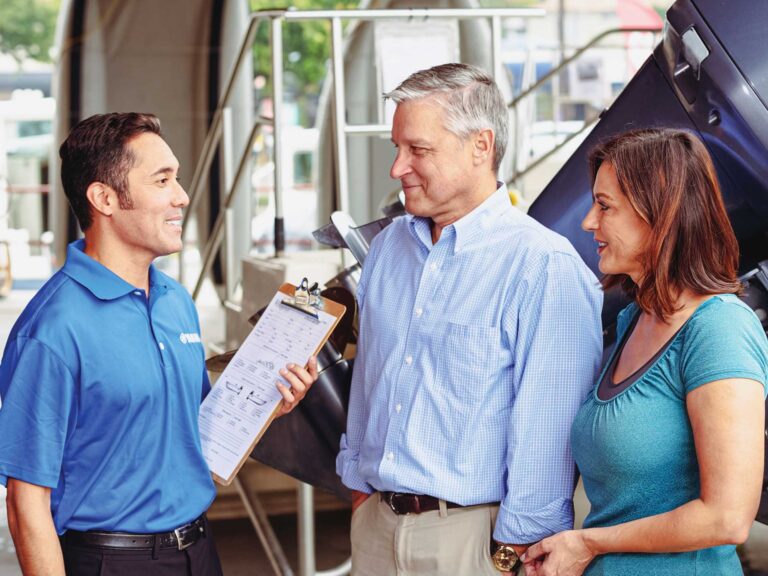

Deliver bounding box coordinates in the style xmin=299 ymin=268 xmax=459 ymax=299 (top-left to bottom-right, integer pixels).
xmin=59 ymin=112 xmax=162 ymax=231
xmin=588 ymin=128 xmax=740 ymax=319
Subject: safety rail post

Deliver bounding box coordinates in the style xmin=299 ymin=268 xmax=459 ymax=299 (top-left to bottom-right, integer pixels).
xmin=491 ymin=15 xmax=503 ymax=89
xmin=271 ymin=15 xmax=286 ymax=257
xmin=331 ymin=17 xmax=350 ymax=216
xmin=222 ymin=107 xmax=237 ymax=302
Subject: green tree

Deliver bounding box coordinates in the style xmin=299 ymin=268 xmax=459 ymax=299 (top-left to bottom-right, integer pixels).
xmin=0 ymin=0 xmax=59 ymax=65
xmin=250 ymin=0 xmax=358 ymax=124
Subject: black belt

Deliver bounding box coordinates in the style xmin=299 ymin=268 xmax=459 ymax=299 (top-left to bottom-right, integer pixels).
xmin=62 ymin=515 xmax=206 ymax=551
xmin=380 ymin=491 xmax=465 ymax=515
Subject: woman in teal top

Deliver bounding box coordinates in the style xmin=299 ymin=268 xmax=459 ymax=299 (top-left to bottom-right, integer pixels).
xmin=524 ymin=129 xmax=768 ymax=576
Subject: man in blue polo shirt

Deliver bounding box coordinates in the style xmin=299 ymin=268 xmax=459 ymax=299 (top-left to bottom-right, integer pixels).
xmin=0 ymin=112 xmax=317 ymax=576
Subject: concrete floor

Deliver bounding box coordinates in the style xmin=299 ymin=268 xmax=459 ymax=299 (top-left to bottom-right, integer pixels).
xmin=213 ymin=511 xmax=352 ymax=575
xmin=1 ymin=288 xmax=767 ymax=575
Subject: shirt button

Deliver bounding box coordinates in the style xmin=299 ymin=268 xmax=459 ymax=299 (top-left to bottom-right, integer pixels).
xmin=405 ymin=355 xmax=413 ymax=365
xmin=134 ymin=291 xmax=142 ymax=296
xmin=395 ymin=404 xmax=402 ymax=413
xmin=430 ymin=263 xmax=438 ymax=271
xmin=387 ymin=452 xmax=394 ymax=461
xmin=415 ymin=308 xmax=423 ymax=317
xmin=159 ymin=342 xmax=165 ymax=351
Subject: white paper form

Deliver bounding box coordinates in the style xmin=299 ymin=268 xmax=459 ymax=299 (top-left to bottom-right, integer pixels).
xmin=199 ymin=291 xmax=337 ymax=483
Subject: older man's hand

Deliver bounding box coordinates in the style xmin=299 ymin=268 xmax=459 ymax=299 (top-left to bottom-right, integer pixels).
xmin=275 ymin=356 xmax=318 ymax=416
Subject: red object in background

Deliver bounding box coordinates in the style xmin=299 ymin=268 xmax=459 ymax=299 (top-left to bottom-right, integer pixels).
xmin=616 ymin=0 xmax=664 ymax=30
xmin=617 ymin=0 xmax=665 ymax=74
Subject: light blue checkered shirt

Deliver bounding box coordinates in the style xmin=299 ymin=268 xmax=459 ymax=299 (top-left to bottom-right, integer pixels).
xmin=336 ymin=185 xmax=603 ymax=543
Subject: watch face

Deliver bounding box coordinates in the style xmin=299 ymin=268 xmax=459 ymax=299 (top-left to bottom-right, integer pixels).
xmin=492 ymin=544 xmax=519 ymax=571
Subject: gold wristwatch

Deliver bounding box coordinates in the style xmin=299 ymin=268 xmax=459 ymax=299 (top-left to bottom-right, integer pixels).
xmin=491 ymin=541 xmax=522 ymax=572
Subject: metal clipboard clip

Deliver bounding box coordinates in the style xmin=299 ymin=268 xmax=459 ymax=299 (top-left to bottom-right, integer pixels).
xmin=281 ymin=277 xmax=321 ymax=319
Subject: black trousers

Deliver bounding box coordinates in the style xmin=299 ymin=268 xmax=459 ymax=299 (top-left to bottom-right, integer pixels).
xmin=61 ymin=518 xmax=223 ymax=576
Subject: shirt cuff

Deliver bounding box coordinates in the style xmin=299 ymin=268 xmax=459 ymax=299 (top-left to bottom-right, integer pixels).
xmin=493 ymin=497 xmax=574 ymax=544
xmin=335 ymin=434 xmax=374 ymax=494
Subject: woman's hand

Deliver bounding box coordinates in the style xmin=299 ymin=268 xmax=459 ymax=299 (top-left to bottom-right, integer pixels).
xmin=275 ymin=356 xmax=318 ymax=416
xmin=522 ymin=530 xmax=595 ymax=576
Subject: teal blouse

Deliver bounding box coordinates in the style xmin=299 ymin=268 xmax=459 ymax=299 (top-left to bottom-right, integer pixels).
xmin=571 ymin=294 xmax=768 ymax=575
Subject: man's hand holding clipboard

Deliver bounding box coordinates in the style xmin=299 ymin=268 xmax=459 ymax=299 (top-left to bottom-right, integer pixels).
xmin=275 ymin=355 xmax=318 ymax=416
xmin=198 ymin=280 xmax=346 ymax=485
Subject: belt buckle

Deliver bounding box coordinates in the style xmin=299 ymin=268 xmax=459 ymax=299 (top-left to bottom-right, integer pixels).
xmin=384 ymin=492 xmax=418 ymax=515
xmin=174 ymin=526 xmax=195 ymax=551
xmin=384 ymin=492 xmax=401 ymax=514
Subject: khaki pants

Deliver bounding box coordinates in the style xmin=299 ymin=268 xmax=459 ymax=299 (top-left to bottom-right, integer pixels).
xmin=350 ymin=493 xmax=503 ymax=576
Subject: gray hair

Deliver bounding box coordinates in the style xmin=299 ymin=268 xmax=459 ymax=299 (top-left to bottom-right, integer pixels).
xmin=384 ymin=63 xmax=508 ymax=173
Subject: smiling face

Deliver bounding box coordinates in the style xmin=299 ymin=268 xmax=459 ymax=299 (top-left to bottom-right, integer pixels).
xmin=390 ymin=98 xmax=493 ymax=232
xmin=109 ymin=132 xmax=189 ymax=263
xmin=582 ymin=162 xmax=651 ymax=283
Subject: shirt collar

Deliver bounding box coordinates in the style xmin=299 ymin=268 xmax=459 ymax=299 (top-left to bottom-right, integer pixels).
xmin=61 ymin=239 xmax=170 ymax=300
xmin=407 ymin=183 xmax=513 ymax=253
xmin=149 ymin=265 xmax=171 ymax=298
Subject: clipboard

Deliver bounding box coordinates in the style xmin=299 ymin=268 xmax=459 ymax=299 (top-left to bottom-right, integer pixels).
xmin=198 ymin=281 xmax=346 ymax=485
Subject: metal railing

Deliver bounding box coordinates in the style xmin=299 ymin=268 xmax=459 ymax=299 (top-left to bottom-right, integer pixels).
xmin=179 ymin=7 xmax=545 ymax=301
xmin=506 ymin=26 xmax=662 ymax=187
xmin=190 ymin=118 xmax=266 ymax=301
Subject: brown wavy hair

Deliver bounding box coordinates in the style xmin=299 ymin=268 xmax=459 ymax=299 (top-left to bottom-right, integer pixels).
xmin=588 ymin=128 xmax=740 ymax=319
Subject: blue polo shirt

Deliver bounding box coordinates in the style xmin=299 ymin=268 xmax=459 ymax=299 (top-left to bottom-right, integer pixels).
xmin=0 ymin=240 xmax=216 ymax=534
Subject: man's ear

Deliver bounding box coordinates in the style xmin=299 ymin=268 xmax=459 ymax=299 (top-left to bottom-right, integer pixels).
xmin=86 ymin=182 xmax=117 ymax=217
xmin=472 ymin=128 xmax=495 ymax=166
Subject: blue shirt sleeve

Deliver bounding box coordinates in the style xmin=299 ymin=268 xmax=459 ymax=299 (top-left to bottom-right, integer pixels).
xmin=493 ymin=250 xmax=603 ymax=543
xmin=680 ymin=298 xmax=768 ymax=395
xmin=0 ymin=337 xmax=78 ymax=488
xmin=335 ymin=230 xmax=378 ymax=494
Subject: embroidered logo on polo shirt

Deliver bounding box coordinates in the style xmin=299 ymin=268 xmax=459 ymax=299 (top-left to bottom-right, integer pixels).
xmin=179 ymin=332 xmax=202 ymax=344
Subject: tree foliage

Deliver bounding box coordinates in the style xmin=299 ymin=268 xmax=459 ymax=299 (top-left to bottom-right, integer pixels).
xmin=250 ymin=0 xmax=358 ymax=99
xmin=0 ymin=0 xmax=59 ymax=65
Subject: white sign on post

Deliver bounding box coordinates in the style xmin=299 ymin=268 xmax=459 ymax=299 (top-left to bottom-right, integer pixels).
xmin=375 ymin=20 xmax=460 ymax=125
